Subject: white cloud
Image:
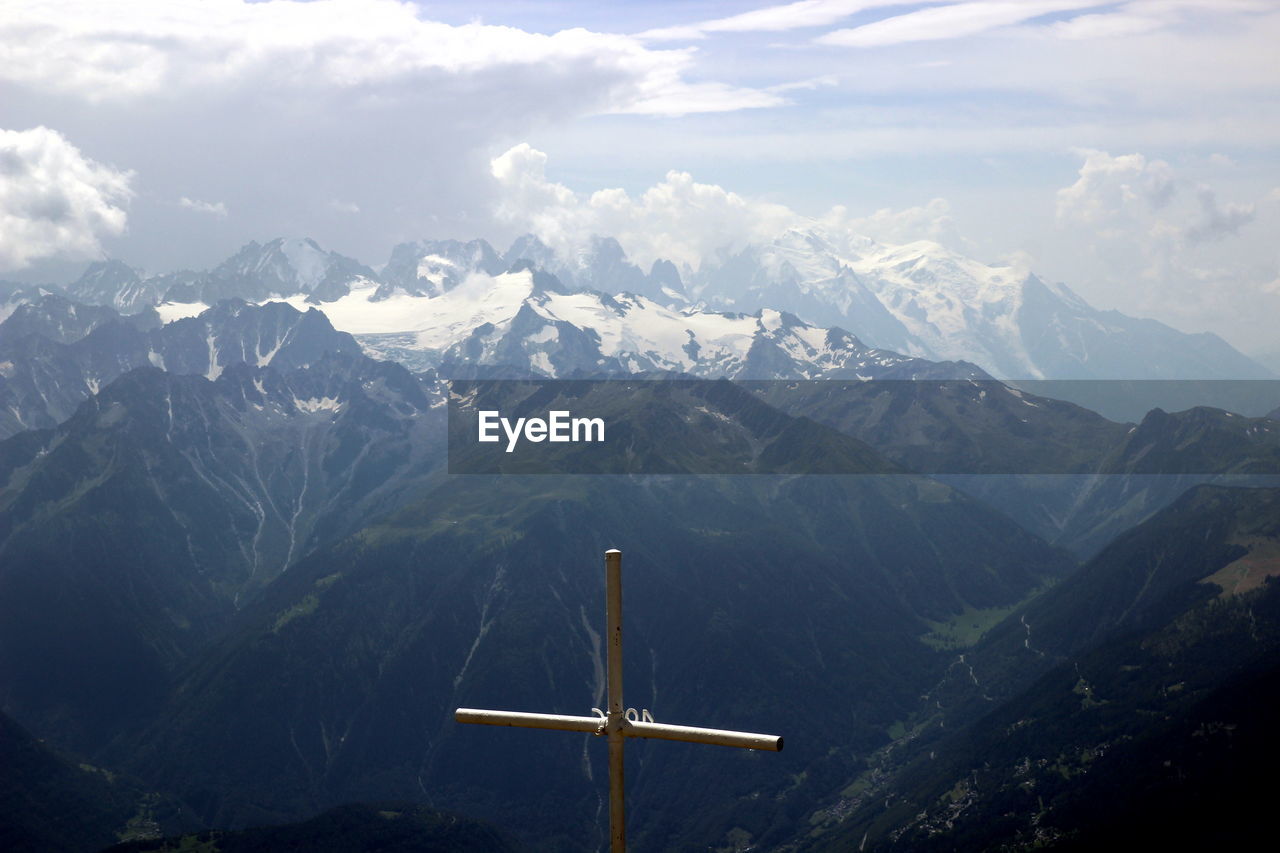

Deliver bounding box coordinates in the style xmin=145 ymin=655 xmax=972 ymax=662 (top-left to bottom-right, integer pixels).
xmin=639 ymin=1 xmax=913 ymax=40
xmin=1056 ymin=149 xmax=1176 ymax=230
xmin=638 ymin=0 xmax=1275 ymax=52
xmin=0 ymin=0 xmax=789 ymax=271
xmin=1185 ymin=186 xmax=1254 ymax=245
xmin=491 ymin=144 xmax=797 ymax=268
xmin=490 ymin=144 xmax=582 ymax=250
xmin=823 ymin=198 xmax=971 ymax=250
xmin=0 ymin=0 xmax=772 ymax=117
xmin=818 ymin=1 xmax=1105 ymax=47
xmin=179 ymin=197 xmax=228 ymax=217
xmin=612 ymin=80 xmax=785 ymax=117
xmin=490 ymin=143 xmax=970 ymax=269
xmin=1040 ymin=0 xmax=1272 ymax=41
xmin=1048 ymin=11 xmax=1165 ymax=40
xmin=767 ymin=75 xmax=842 ymax=93
xmin=0 ymin=127 xmax=133 ymax=271
xmin=1051 ymin=149 xmax=1276 ymax=343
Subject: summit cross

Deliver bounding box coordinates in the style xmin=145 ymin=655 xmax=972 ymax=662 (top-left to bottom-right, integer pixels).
xmin=455 ymin=548 xmax=783 ymax=853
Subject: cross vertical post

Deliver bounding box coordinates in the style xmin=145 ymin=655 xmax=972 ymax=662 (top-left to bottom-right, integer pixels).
xmin=455 ymin=549 xmax=782 ymax=852
xmin=605 ymin=548 xmax=626 ymax=853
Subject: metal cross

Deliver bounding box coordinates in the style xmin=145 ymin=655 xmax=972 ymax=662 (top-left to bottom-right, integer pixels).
xmin=456 ymin=549 xmax=783 ymax=852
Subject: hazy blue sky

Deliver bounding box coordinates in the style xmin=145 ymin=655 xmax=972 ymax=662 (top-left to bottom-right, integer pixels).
xmin=2 ymin=1 xmax=1277 ymax=360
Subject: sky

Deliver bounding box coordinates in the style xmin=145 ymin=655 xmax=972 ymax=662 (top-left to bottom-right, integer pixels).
xmin=1 ymin=0 xmax=1278 ymax=363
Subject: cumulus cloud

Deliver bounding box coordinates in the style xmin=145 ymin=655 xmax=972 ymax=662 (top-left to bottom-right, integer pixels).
xmin=0 ymin=0 xmax=789 ymax=271
xmin=0 ymin=0 xmax=773 ymax=116
xmin=0 ymin=127 xmax=133 ymax=271
xmin=1050 ymin=148 xmax=1276 ymax=341
xmin=1056 ymin=149 xmax=1176 ymax=232
xmin=823 ymin=198 xmax=970 ymax=249
xmin=490 ymin=143 xmax=969 ymax=269
xmin=1185 ymin=187 xmax=1255 ymax=244
xmin=179 ymin=197 xmax=228 ymax=217
xmin=491 ymin=144 xmax=797 ymax=268
xmin=1056 ymin=150 xmax=1258 ymax=247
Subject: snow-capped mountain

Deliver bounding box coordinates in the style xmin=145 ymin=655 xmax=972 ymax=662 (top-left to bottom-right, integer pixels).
xmin=66 ymin=239 xmax=379 ymax=312
xmin=381 ymin=234 xmax=679 ymax=301
xmin=0 ymin=292 xmax=156 ymax=344
xmin=0 ymin=299 xmax=360 ymax=438
xmin=268 ymin=263 xmax=974 ymax=380
xmin=365 ymin=229 xmax=1273 ymax=379
xmin=504 ymin=234 xmax=683 ymax=302
xmin=380 ymin=238 xmax=506 ymax=297
xmin=66 ymin=260 xmax=168 ymax=313
xmin=197 ymin=237 xmax=378 ymax=303
xmin=688 ymin=227 xmax=1273 ymax=380
xmin=47 ymin=227 xmax=1274 ymax=381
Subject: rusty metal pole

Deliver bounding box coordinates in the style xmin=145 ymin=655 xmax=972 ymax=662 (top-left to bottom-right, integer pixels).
xmin=605 ymin=548 xmax=625 ymax=853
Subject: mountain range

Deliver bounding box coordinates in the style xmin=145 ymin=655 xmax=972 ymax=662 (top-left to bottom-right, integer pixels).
xmin=1 ymin=319 xmax=1084 ymax=848
xmin=8 ymin=228 xmax=1272 ymax=382
xmin=684 ymin=227 xmax=1272 ymax=380
xmin=0 ymin=335 xmax=443 ymax=753
xmin=0 ymin=294 xmax=362 ymax=439
xmin=755 ymin=381 xmax=1280 ymax=555
xmin=3 ymin=230 xmax=1279 ymax=851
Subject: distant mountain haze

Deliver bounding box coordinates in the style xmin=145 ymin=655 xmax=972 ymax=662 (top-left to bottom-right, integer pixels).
xmin=22 ymin=229 xmax=1271 ymax=382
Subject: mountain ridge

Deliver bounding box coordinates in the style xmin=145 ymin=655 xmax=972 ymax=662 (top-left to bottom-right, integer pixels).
xmin=798 ymin=484 xmax=1280 ymax=851
xmin=30 ymin=229 xmax=1273 ymax=381
xmin=0 ymin=347 xmax=444 ymax=753
xmin=0 ymin=298 xmax=363 ymax=439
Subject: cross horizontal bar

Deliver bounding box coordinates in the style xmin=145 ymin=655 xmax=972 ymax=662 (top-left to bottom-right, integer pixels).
xmin=455 ymin=708 xmax=603 ymax=734
xmin=624 ymin=720 xmax=783 ymax=752
xmin=455 ymin=708 xmax=783 ymax=751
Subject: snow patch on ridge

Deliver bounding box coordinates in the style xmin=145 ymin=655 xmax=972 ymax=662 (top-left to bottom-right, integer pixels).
xmin=259 ymin=267 xmax=892 ymax=378
xmin=294 ymin=396 xmax=342 ymax=414
xmin=156 ymin=302 xmax=210 ymax=324
xmin=205 ymin=332 xmax=222 ymax=381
